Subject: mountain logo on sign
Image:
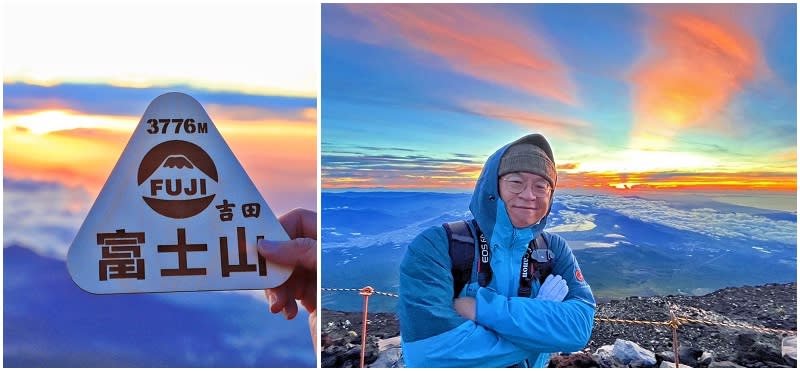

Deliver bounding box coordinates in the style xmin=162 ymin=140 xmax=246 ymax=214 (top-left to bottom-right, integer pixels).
xmin=138 ymin=140 xmax=219 ymax=219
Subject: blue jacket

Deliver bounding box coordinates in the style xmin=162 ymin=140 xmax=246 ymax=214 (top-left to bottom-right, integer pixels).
xmin=398 ymin=140 xmax=596 ymax=367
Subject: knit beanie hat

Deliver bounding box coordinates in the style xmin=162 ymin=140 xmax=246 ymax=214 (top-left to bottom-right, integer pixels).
xmin=498 ymin=135 xmax=557 ymax=188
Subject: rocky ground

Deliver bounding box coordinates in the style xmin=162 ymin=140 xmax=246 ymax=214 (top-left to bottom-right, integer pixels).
xmin=321 ymin=282 xmax=796 ymax=368
xmin=587 ymin=282 xmax=796 ymax=368
xmin=321 ymin=311 xmax=400 ymax=367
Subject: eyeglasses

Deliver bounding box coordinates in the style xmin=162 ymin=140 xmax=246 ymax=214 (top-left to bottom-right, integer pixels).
xmin=501 ymin=176 xmax=551 ymax=196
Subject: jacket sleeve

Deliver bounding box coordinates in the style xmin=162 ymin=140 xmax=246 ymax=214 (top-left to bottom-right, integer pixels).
xmin=398 ymin=227 xmax=530 ymax=367
xmin=473 ymin=233 xmax=596 ymax=353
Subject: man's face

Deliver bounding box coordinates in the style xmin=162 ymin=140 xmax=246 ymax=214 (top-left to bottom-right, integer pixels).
xmin=498 ymin=172 xmax=551 ymax=228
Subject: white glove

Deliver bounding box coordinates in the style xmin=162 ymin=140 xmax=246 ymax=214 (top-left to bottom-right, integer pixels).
xmin=536 ymin=274 xmax=568 ymax=302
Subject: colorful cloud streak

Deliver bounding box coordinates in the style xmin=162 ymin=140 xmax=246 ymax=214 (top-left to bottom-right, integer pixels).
xmin=462 ymin=100 xmax=590 ymax=136
xmin=338 ymin=4 xmax=578 ymax=105
xmin=322 ymin=145 xmax=483 ymax=190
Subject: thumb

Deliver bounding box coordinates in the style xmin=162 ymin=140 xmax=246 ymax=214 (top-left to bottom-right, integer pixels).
xmin=540 ymin=274 xmax=554 ymax=291
xmin=538 ymin=275 xmax=554 ymax=297
xmin=258 ymin=238 xmax=317 ymax=270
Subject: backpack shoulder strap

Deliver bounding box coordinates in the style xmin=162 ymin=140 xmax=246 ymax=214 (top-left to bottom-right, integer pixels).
xmin=443 ymin=220 xmax=475 ymax=299
xmin=531 ymin=232 xmax=553 ymax=285
xmin=534 ymin=232 xmax=549 ymax=250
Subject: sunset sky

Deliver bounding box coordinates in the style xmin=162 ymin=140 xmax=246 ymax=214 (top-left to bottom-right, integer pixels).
xmin=321 ymin=3 xmax=796 ymax=193
xmin=4 ymin=0 xmax=318 ymax=215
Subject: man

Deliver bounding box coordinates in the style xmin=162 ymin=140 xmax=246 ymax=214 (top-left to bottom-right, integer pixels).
xmin=398 ymin=133 xmax=595 ymax=367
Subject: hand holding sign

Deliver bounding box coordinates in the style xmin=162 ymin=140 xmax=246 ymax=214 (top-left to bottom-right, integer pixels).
xmin=258 ymin=208 xmax=317 ymax=351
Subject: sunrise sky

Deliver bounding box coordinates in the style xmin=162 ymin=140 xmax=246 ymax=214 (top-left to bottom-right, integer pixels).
xmin=4 ymin=0 xmax=319 ymax=215
xmin=321 ymin=3 xmax=796 ymax=193
xmin=3 ymin=2 xmax=320 ymax=366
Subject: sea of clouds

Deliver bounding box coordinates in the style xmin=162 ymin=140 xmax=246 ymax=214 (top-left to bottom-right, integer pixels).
xmin=320 ymin=193 xmax=796 ymax=249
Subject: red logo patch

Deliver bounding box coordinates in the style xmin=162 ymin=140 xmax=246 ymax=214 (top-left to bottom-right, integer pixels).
xmin=575 ymin=269 xmax=584 ymax=282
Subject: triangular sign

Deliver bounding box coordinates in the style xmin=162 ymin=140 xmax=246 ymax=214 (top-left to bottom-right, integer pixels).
xmin=67 ymin=92 xmax=292 ymax=293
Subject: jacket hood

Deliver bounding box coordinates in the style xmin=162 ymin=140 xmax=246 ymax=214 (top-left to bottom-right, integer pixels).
xmin=469 ymin=134 xmax=556 ymax=239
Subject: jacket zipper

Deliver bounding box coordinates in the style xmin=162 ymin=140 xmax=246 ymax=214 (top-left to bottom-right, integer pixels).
xmin=508 ymin=228 xmax=517 ymax=295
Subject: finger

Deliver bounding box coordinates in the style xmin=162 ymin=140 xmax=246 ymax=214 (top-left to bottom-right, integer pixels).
xmin=301 ymin=273 xmax=317 ymax=313
xmin=258 ymin=238 xmax=317 ymax=271
xmin=290 ymin=269 xmax=309 ymax=300
xmin=549 ymin=275 xmax=565 ymax=289
xmin=538 ymin=276 xmax=551 ymax=296
xmin=539 ymin=279 xmax=554 ymax=298
xmin=287 ymin=268 xmax=317 ymax=312
xmin=557 ymin=284 xmax=569 ymax=301
xmin=554 ymin=280 xmax=568 ymax=301
xmin=283 ymin=298 xmax=299 ymax=320
xmin=543 ymin=274 xmax=558 ymax=291
xmin=265 ymin=287 xmax=284 ymax=313
xmin=263 ymin=289 xmax=274 ymax=311
xmin=557 ymin=280 xmax=567 ymax=292
xmin=308 ymin=310 xmax=318 ymax=353
xmin=267 ymin=284 xmax=292 ymax=314
xmin=555 ymin=277 xmax=569 ymax=299
xmin=278 ymin=208 xmax=317 ymax=240
xmin=542 ymin=274 xmax=554 ymax=288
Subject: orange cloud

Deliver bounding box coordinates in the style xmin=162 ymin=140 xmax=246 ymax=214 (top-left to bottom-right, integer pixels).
xmin=223 ymin=123 xmax=317 ymax=213
xmin=205 ymin=104 xmax=316 ymax=123
xmin=3 ymin=126 xmax=128 ymax=194
xmin=341 ymin=4 xmax=577 ymax=105
xmin=48 ymin=127 xmax=133 ymax=142
xmin=772 ymin=148 xmax=797 ymax=163
xmin=557 ymin=171 xmax=796 ymax=193
xmin=463 ymin=100 xmax=590 ymax=136
xmin=3 ymin=97 xmax=75 ymax=115
xmin=630 ymin=5 xmax=762 ymax=149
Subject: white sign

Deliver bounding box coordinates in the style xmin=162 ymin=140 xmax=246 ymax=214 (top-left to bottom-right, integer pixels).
xmin=67 ymin=92 xmax=292 ymax=294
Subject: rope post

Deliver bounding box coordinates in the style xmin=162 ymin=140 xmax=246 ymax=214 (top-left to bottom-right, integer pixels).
xmin=359 ymin=286 xmax=375 ymax=368
xmin=670 ymin=308 xmax=680 ymax=368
